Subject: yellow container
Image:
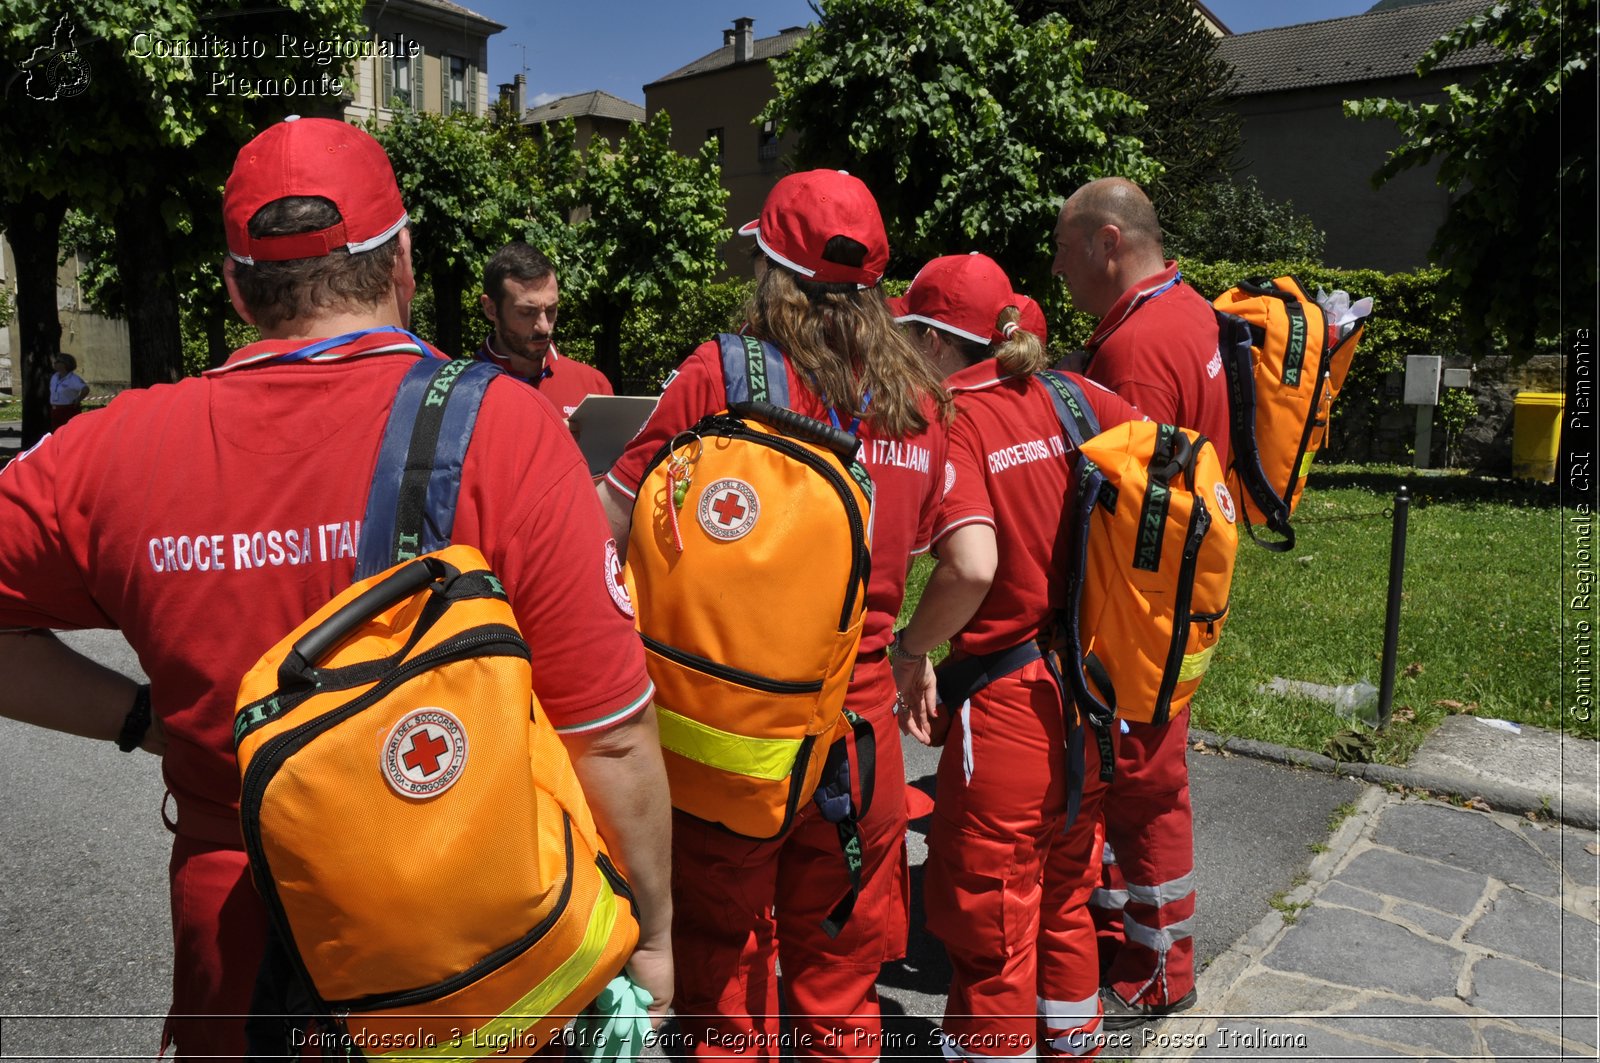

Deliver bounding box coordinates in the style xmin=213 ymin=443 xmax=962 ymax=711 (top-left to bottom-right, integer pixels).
xmin=1511 ymin=391 xmax=1563 ymax=482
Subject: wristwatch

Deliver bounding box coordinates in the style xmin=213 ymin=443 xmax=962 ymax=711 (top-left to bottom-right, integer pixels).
xmin=116 ymin=684 xmax=152 ymax=753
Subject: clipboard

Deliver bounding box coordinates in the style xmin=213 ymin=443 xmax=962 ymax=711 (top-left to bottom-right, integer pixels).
xmin=568 ymin=395 xmax=660 ymax=476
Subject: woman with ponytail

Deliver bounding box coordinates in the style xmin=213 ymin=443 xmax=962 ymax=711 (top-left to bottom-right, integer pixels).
xmin=600 ymin=170 xmax=950 ymax=1058
xmin=890 ymin=253 xmax=1143 ymax=1061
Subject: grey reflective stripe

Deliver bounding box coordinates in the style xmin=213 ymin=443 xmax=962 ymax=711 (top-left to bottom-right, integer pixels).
xmin=1123 ymin=871 xmax=1197 ymax=909
xmin=1122 ymin=912 xmax=1195 ymax=952
xmin=1101 ymin=841 xmax=1118 ymax=865
xmin=1038 ymin=991 xmax=1100 ymax=1028
xmin=960 ymin=699 xmax=975 ymax=784
xmin=940 ymin=1032 xmax=1034 ymax=1063
xmin=1089 ymin=888 xmax=1128 ymax=911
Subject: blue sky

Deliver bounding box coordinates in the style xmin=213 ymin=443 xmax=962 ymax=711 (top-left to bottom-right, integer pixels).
xmin=462 ymin=0 xmax=1378 ymax=107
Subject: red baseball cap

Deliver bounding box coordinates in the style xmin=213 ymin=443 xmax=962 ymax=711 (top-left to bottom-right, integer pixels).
xmin=1015 ymin=293 xmax=1048 ymax=347
xmin=739 ymin=170 xmax=888 ymax=287
xmin=224 ymin=115 xmax=408 ymax=264
xmin=893 ymin=253 xmax=1017 ymax=345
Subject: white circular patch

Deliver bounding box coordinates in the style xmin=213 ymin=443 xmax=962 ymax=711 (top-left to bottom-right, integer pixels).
xmin=944 ymin=461 xmax=957 ymax=496
xmin=604 ymin=538 xmax=633 ymax=618
xmin=698 ymin=479 xmax=760 ymax=541
xmin=1214 ymin=482 xmax=1237 ymax=524
xmin=382 ymin=709 xmax=468 ymax=799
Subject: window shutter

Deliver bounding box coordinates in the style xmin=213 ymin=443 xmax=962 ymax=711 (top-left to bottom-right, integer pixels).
xmin=467 ymin=63 xmax=478 ymax=114
xmin=413 ymin=52 xmax=424 ymax=111
xmin=442 ymin=56 xmax=450 ymax=112
xmin=381 ymin=52 xmax=392 ymax=108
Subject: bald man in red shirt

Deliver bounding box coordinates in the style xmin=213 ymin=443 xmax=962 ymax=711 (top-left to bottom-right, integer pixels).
xmin=1051 ymin=177 xmax=1229 ymax=1029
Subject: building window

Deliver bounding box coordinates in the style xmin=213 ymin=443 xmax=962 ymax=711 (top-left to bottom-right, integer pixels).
xmin=448 ymin=55 xmax=468 ymax=113
xmin=758 ymin=119 xmax=779 ymax=163
xmin=389 ymin=51 xmax=411 ymax=107
xmin=707 ymin=127 xmax=724 ymax=163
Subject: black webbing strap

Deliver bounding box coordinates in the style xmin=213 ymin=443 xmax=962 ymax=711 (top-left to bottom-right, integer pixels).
xmin=1036 ymin=369 xmax=1103 ymax=451
xmin=816 ymin=709 xmax=876 ymax=938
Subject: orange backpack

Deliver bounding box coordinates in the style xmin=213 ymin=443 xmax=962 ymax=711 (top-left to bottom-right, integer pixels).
xmin=235 ymin=359 xmax=636 ymax=1059
xmin=1040 ymin=372 xmax=1239 ymax=737
xmin=627 ymin=334 xmax=874 ymax=845
xmin=1212 ymin=275 xmax=1368 ymax=551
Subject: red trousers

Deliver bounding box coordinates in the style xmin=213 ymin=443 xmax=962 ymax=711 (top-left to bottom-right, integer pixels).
xmin=1090 ymin=707 xmax=1196 ymax=1007
xmin=669 ymin=664 xmax=909 ymax=1060
xmin=164 ymin=836 xmax=271 ymax=1061
xmin=923 ymin=660 xmax=1106 ymax=1061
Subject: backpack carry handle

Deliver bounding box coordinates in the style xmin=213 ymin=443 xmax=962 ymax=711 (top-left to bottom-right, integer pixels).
xmin=282 ymin=556 xmax=455 ymax=685
xmin=730 ymin=400 xmax=861 ymax=461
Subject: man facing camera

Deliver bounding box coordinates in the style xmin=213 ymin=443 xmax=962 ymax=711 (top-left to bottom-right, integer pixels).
xmin=477 ymin=241 xmax=613 ymax=416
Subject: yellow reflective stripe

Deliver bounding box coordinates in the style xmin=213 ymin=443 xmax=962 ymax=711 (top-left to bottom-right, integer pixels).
xmin=1178 ymin=643 xmax=1217 ymax=683
xmin=377 ymin=876 xmax=620 ymax=1060
xmin=657 ymin=708 xmax=800 ymax=782
xmin=1299 ymin=449 xmax=1316 ymax=478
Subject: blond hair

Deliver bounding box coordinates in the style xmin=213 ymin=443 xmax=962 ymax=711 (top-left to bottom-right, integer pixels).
xmin=991 ymin=306 xmax=1049 ymax=377
xmin=745 ymin=266 xmax=951 ymax=437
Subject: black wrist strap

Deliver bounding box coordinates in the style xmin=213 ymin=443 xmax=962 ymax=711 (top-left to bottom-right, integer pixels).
xmin=117 ymin=684 xmax=152 ymax=753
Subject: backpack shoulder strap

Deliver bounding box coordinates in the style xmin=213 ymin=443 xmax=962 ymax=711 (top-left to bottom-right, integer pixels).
xmin=718 ymin=333 xmax=790 ymax=408
xmin=356 ymin=358 xmax=499 ymax=580
xmin=1035 ymin=370 xmax=1103 ymax=450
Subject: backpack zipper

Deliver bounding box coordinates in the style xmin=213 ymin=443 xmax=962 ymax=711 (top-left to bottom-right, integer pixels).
xmin=239 ymin=626 xmax=531 ymax=1015
xmin=641 ymin=634 xmax=824 ymax=694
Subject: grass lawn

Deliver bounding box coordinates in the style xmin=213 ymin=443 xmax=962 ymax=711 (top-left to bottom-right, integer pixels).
xmin=0 ymin=396 xmax=20 ymax=421
xmin=899 ymin=464 xmax=1585 ymax=764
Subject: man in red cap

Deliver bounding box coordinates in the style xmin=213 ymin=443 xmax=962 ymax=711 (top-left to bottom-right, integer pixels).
xmin=1051 ymin=177 xmax=1228 ymax=1029
xmin=0 ymin=115 xmax=673 ymax=1060
xmin=476 ymin=241 xmax=613 ymax=416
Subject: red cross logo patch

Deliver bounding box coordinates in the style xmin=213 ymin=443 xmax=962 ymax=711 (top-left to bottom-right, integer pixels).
xmin=697 ymin=478 xmax=760 ymax=541
xmin=604 ymin=538 xmax=633 ymax=618
xmin=1213 ymin=481 xmax=1237 ymax=524
xmin=382 ymin=708 xmax=468 ymax=799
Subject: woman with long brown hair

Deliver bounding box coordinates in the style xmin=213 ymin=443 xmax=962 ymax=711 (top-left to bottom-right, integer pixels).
xmin=599 ymin=170 xmax=950 ymax=1058
xmin=891 ymin=252 xmax=1142 ymax=1061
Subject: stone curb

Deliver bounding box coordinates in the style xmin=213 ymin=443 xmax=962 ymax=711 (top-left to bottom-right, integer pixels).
xmin=1191 ymin=727 xmax=1599 ymax=831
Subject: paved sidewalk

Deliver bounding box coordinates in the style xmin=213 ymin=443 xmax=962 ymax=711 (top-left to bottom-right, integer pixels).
xmin=1117 ymin=786 xmax=1600 ymax=1060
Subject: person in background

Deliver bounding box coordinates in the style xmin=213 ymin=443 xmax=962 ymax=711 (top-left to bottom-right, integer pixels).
xmin=0 ymin=117 xmax=672 ymax=1060
xmin=1050 ymin=176 xmax=1228 ymax=1029
xmin=892 ymin=252 xmax=1141 ymax=1061
xmin=477 ymin=241 xmax=614 ymax=417
xmin=48 ymin=352 xmax=90 ymax=431
xmin=599 ymin=169 xmax=951 ymax=1059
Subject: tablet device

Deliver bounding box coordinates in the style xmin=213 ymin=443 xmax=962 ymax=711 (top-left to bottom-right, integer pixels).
xmin=568 ymin=395 xmax=660 ymax=476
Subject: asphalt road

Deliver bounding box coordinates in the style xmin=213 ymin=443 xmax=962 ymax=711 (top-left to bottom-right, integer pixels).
xmin=0 ymin=631 xmax=1363 ymax=1061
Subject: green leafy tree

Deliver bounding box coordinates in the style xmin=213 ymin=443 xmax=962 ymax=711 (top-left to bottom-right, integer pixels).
xmin=1345 ymin=0 xmax=1594 ymax=354
xmin=1165 ymin=176 xmax=1325 ymax=264
xmin=555 ymin=111 xmax=728 ymax=388
xmin=763 ymin=0 xmax=1159 ymax=287
xmin=1010 ymin=0 xmax=1243 ymax=222
xmin=373 ymin=109 xmax=542 ymax=357
xmin=2 ymin=0 xmax=365 ymax=443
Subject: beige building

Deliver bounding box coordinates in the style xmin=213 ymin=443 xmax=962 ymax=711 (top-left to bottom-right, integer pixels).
xmin=644 ymin=19 xmax=809 ymax=273
xmin=344 ymin=0 xmax=504 ymax=124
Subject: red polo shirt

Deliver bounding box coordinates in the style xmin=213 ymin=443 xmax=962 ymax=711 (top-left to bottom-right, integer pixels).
xmin=476 ymin=335 xmax=613 ymax=417
xmin=0 ymin=331 xmax=652 ymax=829
xmin=608 ymin=338 xmax=948 ymax=660
xmin=1085 ymin=262 xmax=1230 ymax=468
xmin=933 ymin=361 xmax=1141 ymax=657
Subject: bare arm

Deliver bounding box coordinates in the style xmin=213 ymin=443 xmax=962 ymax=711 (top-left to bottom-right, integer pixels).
xmin=892 ymin=524 xmax=998 ymax=744
xmin=0 ymin=630 xmax=164 ymax=753
xmin=559 ymin=707 xmax=673 ymax=1024
xmin=596 ymin=480 xmax=635 ymax=561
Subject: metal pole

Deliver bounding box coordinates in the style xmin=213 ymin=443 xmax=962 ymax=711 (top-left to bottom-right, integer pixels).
xmin=1377 ymin=484 xmax=1411 ymax=729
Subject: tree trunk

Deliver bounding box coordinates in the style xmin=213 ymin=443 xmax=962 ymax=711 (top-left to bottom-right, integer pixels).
xmin=430 ymin=266 xmax=465 ymax=358
xmin=112 ymin=196 xmax=183 ymax=387
xmin=1 ymin=193 xmax=67 ymax=449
